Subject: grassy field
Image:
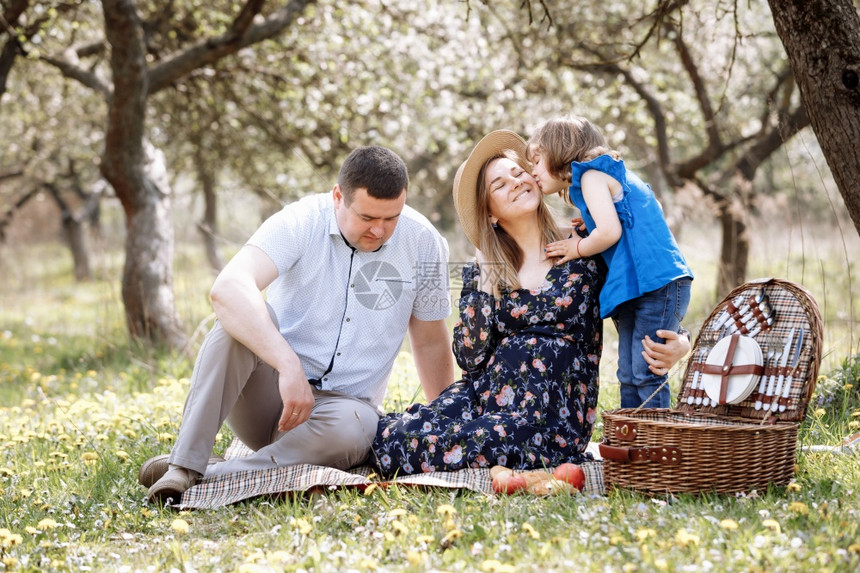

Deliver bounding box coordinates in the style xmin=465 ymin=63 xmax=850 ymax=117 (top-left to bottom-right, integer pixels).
xmin=0 ymin=216 xmax=859 ymax=572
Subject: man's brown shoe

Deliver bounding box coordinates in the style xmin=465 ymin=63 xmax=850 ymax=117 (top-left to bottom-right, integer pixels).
xmin=138 ymin=454 xmax=226 ymax=488
xmin=146 ymin=467 xmax=198 ymax=504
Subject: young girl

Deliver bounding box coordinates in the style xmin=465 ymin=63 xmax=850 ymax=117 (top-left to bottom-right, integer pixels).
xmin=528 ymin=116 xmax=693 ymax=409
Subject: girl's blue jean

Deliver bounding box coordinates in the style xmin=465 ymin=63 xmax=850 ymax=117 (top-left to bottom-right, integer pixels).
xmin=612 ymin=278 xmax=692 ymax=409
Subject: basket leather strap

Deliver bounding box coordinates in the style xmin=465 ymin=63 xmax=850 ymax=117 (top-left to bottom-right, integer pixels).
xmin=599 ymin=443 xmax=682 ymax=465
xmin=699 ymin=333 xmax=764 ymax=405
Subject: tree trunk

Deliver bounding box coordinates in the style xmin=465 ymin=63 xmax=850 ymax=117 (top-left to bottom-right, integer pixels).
xmin=767 ymin=0 xmax=860 ymax=236
xmin=62 ymin=214 xmax=92 ymax=282
xmin=121 ymin=180 xmax=183 ymax=346
xmin=717 ymin=197 xmax=750 ymax=299
xmin=100 ymin=0 xmax=185 ymax=348
xmin=194 ymin=144 xmax=225 ymax=272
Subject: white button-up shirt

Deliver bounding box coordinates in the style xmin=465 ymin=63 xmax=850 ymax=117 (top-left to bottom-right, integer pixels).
xmin=247 ymin=193 xmax=450 ymax=406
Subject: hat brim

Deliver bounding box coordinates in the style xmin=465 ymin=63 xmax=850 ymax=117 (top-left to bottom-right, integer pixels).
xmin=452 ymin=130 xmax=527 ymax=249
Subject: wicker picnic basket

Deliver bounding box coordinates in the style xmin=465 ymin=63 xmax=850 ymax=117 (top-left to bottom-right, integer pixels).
xmin=599 ymin=278 xmax=823 ymax=494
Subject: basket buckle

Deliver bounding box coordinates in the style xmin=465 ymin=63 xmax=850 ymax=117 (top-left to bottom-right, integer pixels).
xmin=615 ymin=422 xmax=638 ymax=442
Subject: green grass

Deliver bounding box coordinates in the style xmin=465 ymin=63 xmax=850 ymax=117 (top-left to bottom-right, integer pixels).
xmin=1 ymin=227 xmax=859 ymax=572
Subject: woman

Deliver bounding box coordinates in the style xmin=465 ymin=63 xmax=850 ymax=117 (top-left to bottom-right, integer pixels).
xmin=372 ymin=130 xmax=607 ymax=477
xmin=371 ymin=130 xmax=688 ymax=477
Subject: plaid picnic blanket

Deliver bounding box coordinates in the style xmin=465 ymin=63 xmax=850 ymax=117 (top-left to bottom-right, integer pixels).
xmin=175 ymin=439 xmax=605 ymax=509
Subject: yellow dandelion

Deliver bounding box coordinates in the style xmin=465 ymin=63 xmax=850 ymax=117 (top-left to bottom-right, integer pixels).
xmin=81 ymin=452 xmax=99 ymax=465
xmin=788 ymin=501 xmax=809 ymax=515
xmin=391 ymin=520 xmax=409 ymax=536
xmin=762 ymin=519 xmax=781 ymax=534
xmin=0 ymin=531 xmax=22 ymax=547
xmin=844 ymin=384 xmax=854 ymax=390
xmin=848 ymin=543 xmax=860 ymax=554
xmin=443 ymin=515 xmax=456 ymax=531
xmin=364 ymin=483 xmax=378 ymax=496
xmin=636 ymin=528 xmax=657 ymax=541
xmin=293 ymin=518 xmax=312 ymax=535
xmin=268 ymin=551 xmax=290 ymax=563
xmin=0 ymin=467 xmax=13 ymax=477
xmin=157 ymin=432 xmax=174 ymax=442
xmin=170 ymin=518 xmax=190 ymax=535
xmin=416 ymin=534 xmax=434 ymax=544
xmin=786 ymin=482 xmax=802 ymax=492
xmin=813 ymin=408 xmax=826 ymax=417
xmin=521 ymin=522 xmax=540 ymax=540
xmin=720 ymin=519 xmax=739 ymax=531
xmin=436 ymin=504 xmax=457 ymax=516
xmin=654 ymin=558 xmax=668 ymax=571
xmin=406 ymin=550 xmax=424 ymax=566
xmin=37 ymin=518 xmax=59 ymax=530
xmin=358 ymin=557 xmax=378 ymax=570
xmin=388 ymin=508 xmax=408 ymax=518
xmin=851 ymin=410 xmax=860 ymax=417
xmin=3 ymin=557 xmax=17 ymax=568
xmin=674 ymin=528 xmax=700 ymax=547
xmin=116 ymin=451 xmax=129 ymax=461
xmin=481 ymin=559 xmax=517 ymax=573
xmin=25 ymin=526 xmax=37 ymax=535
xmin=440 ymin=528 xmax=462 ymax=548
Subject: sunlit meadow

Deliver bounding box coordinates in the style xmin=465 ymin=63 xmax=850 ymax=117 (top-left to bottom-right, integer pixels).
xmin=1 ymin=207 xmax=859 ymax=571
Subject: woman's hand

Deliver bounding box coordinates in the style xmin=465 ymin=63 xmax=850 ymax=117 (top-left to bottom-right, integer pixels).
xmin=641 ymin=329 xmax=690 ymax=375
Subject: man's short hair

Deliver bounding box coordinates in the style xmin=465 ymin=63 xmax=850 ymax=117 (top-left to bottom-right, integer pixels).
xmin=338 ymin=146 xmax=409 ymax=202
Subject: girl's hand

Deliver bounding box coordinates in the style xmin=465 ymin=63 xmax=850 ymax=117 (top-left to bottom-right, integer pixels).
xmin=571 ymin=217 xmax=586 ymax=232
xmin=545 ymin=238 xmax=579 ymax=264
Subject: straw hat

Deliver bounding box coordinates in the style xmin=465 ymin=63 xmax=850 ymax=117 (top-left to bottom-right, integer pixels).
xmin=452 ymin=130 xmax=527 ymax=249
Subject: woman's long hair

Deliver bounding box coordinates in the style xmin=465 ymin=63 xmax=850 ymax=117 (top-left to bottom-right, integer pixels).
xmin=473 ymin=149 xmax=564 ymax=297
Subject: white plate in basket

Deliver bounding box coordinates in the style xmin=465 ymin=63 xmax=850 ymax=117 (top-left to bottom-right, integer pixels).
xmin=701 ymin=334 xmax=763 ymax=405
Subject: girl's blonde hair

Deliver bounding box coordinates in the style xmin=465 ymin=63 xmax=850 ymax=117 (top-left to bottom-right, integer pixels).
xmin=528 ymin=116 xmax=621 ymax=205
xmin=474 ymin=149 xmax=564 ymax=296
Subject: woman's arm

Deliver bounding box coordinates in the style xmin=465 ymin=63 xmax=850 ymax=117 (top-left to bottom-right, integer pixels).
xmin=452 ymin=263 xmax=498 ymax=372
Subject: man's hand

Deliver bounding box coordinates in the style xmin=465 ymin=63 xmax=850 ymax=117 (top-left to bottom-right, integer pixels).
xmin=641 ymin=329 xmax=691 ymax=376
xmin=276 ymin=369 xmax=315 ymax=432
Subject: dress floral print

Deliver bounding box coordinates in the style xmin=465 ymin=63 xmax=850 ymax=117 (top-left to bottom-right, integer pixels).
xmin=371 ymin=257 xmax=604 ymax=476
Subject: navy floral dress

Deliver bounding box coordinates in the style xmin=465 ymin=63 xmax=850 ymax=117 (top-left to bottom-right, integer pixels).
xmin=371 ymin=257 xmax=604 ymax=477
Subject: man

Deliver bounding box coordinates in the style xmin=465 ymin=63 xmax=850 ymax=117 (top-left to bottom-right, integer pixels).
xmin=140 ymin=146 xmax=455 ymax=502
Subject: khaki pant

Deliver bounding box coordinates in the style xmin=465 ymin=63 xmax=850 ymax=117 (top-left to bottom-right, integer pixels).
xmin=168 ymin=315 xmax=381 ymax=477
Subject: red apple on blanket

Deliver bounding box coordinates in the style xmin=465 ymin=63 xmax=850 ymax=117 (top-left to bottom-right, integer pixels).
xmin=491 ymin=466 xmax=528 ymax=494
xmin=552 ymin=463 xmax=585 ymax=491
xmin=490 ymin=466 xmax=578 ymax=495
